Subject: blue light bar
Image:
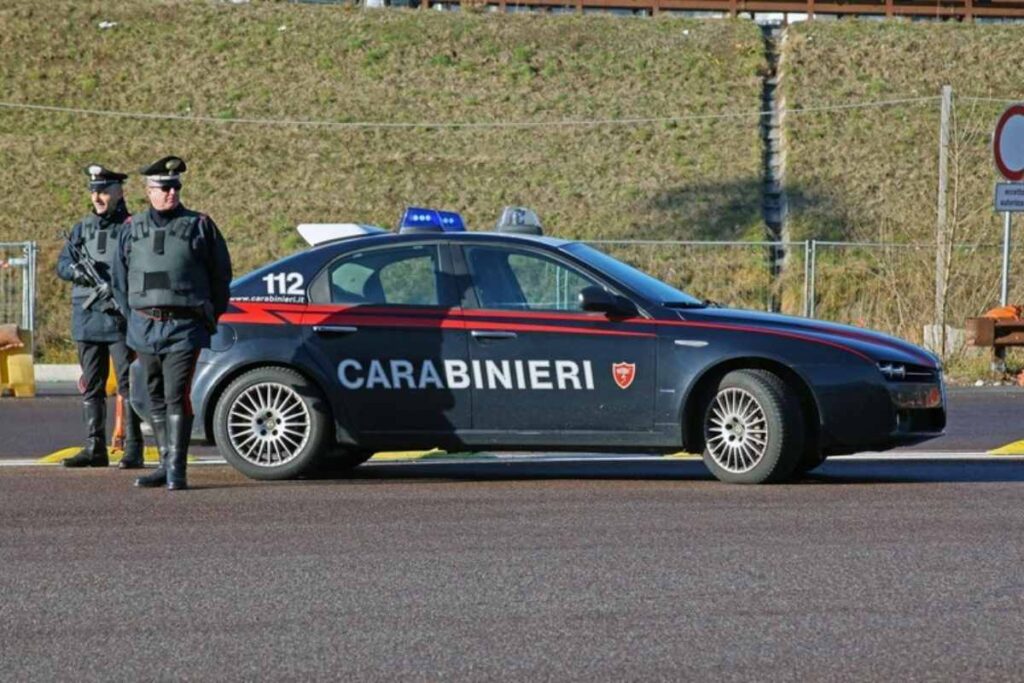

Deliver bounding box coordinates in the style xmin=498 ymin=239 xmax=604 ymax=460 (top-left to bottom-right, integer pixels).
xmin=400 ymin=207 xmax=440 ymax=230
xmin=436 ymin=210 xmax=466 ymax=232
xmin=399 ymin=207 xmax=466 ymax=233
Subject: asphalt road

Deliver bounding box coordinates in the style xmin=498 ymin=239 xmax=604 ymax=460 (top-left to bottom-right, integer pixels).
xmin=2 ymin=386 xmax=1022 ymax=459
xmin=3 ymin=458 xmax=1024 ymax=680
xmin=3 ymin=387 xmax=1024 ymax=679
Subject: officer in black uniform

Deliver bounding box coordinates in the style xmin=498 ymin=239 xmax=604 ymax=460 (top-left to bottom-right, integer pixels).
xmin=57 ymin=164 xmax=145 ymax=469
xmin=112 ymin=156 xmax=232 ymax=491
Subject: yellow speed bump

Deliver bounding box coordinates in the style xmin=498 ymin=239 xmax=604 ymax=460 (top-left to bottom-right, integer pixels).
xmin=988 ymin=440 xmax=1024 ymax=456
xmin=663 ymin=451 xmax=701 ymax=460
xmin=370 ymin=448 xmax=447 ymax=462
xmin=38 ymin=446 xmax=188 ymax=464
xmin=369 ymin=450 xmax=497 ymax=462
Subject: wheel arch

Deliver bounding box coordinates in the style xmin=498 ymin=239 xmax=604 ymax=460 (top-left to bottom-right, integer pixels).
xmin=680 ymin=357 xmax=822 ymax=454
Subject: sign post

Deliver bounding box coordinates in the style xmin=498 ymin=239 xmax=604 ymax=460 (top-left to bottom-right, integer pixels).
xmin=993 ymin=104 xmax=1024 ymax=306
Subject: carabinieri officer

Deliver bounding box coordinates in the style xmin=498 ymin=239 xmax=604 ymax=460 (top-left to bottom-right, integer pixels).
xmin=57 ymin=164 xmax=145 ymax=469
xmin=112 ymin=156 xmax=232 ymax=491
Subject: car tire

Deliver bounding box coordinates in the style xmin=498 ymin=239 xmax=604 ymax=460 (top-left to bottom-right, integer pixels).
xmin=700 ymin=369 xmax=804 ymax=484
xmin=213 ymin=366 xmax=331 ymax=480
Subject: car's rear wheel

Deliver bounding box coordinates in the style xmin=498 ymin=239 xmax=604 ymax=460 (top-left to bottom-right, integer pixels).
xmin=213 ymin=366 xmax=331 ymax=480
xmin=701 ymin=369 xmax=804 ymax=484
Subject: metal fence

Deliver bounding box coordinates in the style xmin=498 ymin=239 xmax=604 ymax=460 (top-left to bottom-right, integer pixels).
xmin=589 ymin=239 xmax=1021 ymax=349
xmin=0 ymin=242 xmax=38 ymax=338
xmin=2 ymin=237 xmax=1014 ymax=359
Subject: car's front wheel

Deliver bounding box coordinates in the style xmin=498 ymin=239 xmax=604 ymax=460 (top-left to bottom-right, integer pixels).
xmin=701 ymin=369 xmax=804 ymax=484
xmin=213 ymin=366 xmax=331 ymax=480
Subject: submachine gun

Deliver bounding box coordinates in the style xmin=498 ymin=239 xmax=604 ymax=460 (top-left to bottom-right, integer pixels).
xmin=61 ymin=230 xmax=126 ymax=318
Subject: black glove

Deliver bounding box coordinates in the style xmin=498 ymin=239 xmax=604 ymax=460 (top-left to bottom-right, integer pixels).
xmin=200 ymin=301 xmax=218 ymax=334
xmin=70 ymin=263 xmax=93 ymax=287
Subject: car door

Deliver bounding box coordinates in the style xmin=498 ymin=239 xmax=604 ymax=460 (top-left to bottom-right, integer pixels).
xmin=456 ymin=243 xmax=656 ymax=436
xmin=304 ymin=242 xmax=470 ymax=436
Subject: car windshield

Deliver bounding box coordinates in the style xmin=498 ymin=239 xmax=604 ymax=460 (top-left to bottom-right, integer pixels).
xmin=564 ymin=243 xmax=705 ymax=307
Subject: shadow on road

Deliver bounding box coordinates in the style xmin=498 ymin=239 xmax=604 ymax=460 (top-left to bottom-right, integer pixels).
xmin=805 ymin=458 xmax=1024 ymax=485
xmin=296 ymin=457 xmax=1024 ymax=486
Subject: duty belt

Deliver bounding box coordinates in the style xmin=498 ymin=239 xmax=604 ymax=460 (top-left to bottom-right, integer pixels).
xmin=137 ymin=307 xmax=200 ymax=321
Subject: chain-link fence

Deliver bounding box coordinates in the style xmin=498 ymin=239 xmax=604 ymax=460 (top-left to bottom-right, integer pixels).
xmin=587 ymin=240 xmax=808 ymax=316
xmin=0 ymin=242 xmax=37 ymax=338
xmin=809 ymin=241 xmax=1024 ymax=345
xmin=587 ymin=238 xmax=1019 ymax=352
xmin=2 ymin=234 xmax=1017 ymax=360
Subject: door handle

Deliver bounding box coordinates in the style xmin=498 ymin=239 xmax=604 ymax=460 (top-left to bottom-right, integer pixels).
xmin=313 ymin=325 xmax=358 ymax=335
xmin=471 ymin=330 xmax=517 ymax=340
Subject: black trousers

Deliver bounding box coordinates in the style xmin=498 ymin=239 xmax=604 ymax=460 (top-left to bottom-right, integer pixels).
xmin=139 ymin=350 xmax=200 ymax=419
xmin=77 ymin=341 xmax=134 ymax=402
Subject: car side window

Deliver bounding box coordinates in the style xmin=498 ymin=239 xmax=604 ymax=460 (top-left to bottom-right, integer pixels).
xmin=326 ymin=245 xmax=442 ymax=306
xmin=464 ymin=246 xmax=599 ymax=312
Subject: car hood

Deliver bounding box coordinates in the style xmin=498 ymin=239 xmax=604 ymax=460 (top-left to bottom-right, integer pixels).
xmin=675 ymin=307 xmax=940 ymax=369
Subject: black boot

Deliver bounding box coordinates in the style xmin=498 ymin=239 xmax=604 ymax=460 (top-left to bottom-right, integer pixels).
xmin=166 ymin=413 xmax=192 ymax=491
xmin=63 ymin=399 xmax=109 ymax=468
xmin=135 ymin=416 xmax=168 ymax=487
xmin=118 ymin=400 xmax=145 ymax=469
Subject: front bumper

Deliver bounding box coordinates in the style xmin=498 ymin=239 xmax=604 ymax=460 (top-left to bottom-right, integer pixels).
xmin=884 ymin=378 xmax=946 ymax=447
xmin=819 ymin=373 xmax=946 ymax=455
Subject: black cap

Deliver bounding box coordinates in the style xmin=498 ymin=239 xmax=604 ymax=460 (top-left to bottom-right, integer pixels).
xmin=139 ymin=156 xmax=187 ymax=189
xmin=84 ymin=164 xmax=128 ymax=192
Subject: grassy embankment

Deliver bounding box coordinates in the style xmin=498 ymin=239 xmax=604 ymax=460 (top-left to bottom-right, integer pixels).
xmin=0 ymin=1 xmax=765 ymax=362
xmin=780 ymin=20 xmax=1024 ymax=376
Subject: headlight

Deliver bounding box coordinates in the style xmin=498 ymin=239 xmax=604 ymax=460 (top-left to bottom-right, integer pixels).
xmin=878 ymin=362 xmax=906 ymax=380
xmin=877 ymin=361 xmax=938 ymax=382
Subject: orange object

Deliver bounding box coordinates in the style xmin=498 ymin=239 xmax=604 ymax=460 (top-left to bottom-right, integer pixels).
xmin=982 ymin=305 xmax=1022 ymax=320
xmin=111 ymin=394 xmax=125 ymax=450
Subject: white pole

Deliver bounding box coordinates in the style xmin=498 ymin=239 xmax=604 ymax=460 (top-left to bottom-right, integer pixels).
xmin=1001 ymin=211 xmax=1012 ymax=306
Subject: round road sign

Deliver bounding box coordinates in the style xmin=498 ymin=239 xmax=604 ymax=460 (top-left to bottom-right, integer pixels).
xmin=994 ymin=104 xmax=1024 ymax=181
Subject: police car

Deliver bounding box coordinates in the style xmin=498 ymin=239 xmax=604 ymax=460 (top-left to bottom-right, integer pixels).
xmin=145 ymin=206 xmax=945 ymax=484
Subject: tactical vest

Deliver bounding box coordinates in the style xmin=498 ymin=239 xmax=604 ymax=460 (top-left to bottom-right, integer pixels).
xmin=71 ymin=213 xmax=121 ymax=300
xmin=127 ymin=208 xmax=212 ymax=310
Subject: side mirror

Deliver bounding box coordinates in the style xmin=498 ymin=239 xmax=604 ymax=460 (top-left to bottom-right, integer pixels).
xmin=578 ymin=286 xmax=638 ymax=318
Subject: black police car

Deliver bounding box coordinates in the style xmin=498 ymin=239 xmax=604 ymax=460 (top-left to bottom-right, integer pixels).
xmin=140 ymin=206 xmax=945 ymax=484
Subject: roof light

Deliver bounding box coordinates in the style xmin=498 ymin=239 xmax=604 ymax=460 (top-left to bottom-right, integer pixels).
xmin=296 ymin=223 xmax=386 ymax=246
xmin=495 ymin=206 xmax=543 ymax=235
xmin=399 ymin=207 xmax=466 ymax=234
xmin=437 ymin=210 xmax=466 ymax=231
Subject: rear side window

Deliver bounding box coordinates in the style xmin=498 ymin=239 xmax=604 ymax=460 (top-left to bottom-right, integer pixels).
xmin=318 ymin=245 xmax=445 ymax=306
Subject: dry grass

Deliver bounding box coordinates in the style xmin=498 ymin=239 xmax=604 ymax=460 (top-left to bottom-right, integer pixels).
xmin=781 ymin=20 xmax=1024 ymax=345
xmin=0 ymin=1 xmax=765 ymax=360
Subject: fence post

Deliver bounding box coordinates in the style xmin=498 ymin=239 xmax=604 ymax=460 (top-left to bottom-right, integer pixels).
xmin=28 ymin=242 xmax=36 ymax=337
xmin=935 ymin=85 xmax=951 ymax=333
xmin=803 ymin=240 xmax=811 ymax=316
xmin=808 ymin=240 xmax=817 ymax=318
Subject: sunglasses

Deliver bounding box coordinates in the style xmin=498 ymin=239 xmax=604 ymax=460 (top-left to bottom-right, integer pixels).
xmin=149 ymin=185 xmax=180 ymax=193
